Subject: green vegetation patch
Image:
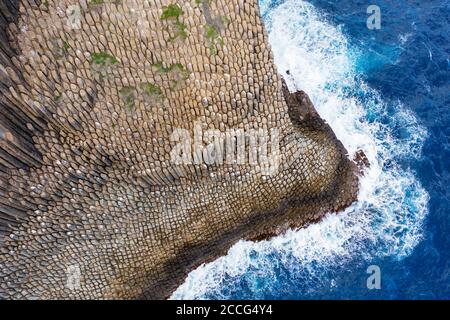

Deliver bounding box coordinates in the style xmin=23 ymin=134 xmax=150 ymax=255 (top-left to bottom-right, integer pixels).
xmin=140 ymin=82 xmax=163 ymax=97
xmin=205 ymin=24 xmax=220 ymax=40
xmin=220 ymin=15 xmax=230 ymax=25
xmin=152 ymin=62 xmax=171 ymax=73
xmin=152 ymin=62 xmax=187 ymax=74
xmin=195 ymin=0 xmax=211 ymax=5
xmin=152 ymin=62 xmax=189 ymax=92
xmin=89 ymin=0 xmax=104 ymax=5
xmin=53 ymin=93 xmax=62 ymax=102
xmin=119 ymin=86 xmax=136 ymax=110
xmin=161 ymin=4 xmax=183 ymax=20
xmin=91 ymin=52 xmax=119 ymax=66
xmin=170 ymin=21 xmax=188 ymax=41
xmin=63 ymin=41 xmax=70 ymax=51
xmin=161 ymin=4 xmax=188 ymax=41
xmin=205 ymin=24 xmax=224 ymax=55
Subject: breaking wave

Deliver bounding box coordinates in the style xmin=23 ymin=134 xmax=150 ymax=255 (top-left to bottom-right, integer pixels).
xmin=171 ymin=0 xmax=429 ymax=299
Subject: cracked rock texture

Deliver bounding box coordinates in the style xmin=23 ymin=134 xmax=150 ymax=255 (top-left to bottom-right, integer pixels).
xmin=0 ymin=0 xmax=359 ymax=299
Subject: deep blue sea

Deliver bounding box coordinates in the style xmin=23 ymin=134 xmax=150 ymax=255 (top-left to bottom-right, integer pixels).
xmin=172 ymin=0 xmax=449 ymax=299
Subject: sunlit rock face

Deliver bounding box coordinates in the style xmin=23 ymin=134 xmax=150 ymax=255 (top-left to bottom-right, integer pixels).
xmin=0 ymin=0 xmax=359 ymax=299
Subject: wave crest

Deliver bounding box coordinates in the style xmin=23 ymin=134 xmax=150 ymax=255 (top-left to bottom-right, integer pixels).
xmin=171 ymin=0 xmax=429 ymax=300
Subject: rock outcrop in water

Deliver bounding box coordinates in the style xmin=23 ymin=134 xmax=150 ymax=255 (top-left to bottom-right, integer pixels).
xmin=0 ymin=0 xmax=359 ymax=299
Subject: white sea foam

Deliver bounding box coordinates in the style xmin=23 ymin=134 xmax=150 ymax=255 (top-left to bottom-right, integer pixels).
xmin=171 ymin=0 xmax=429 ymax=299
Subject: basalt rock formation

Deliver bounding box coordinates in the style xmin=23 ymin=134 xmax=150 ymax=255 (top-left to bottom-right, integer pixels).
xmin=0 ymin=0 xmax=359 ymax=299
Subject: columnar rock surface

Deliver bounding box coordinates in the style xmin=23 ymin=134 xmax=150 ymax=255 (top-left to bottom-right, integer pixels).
xmin=0 ymin=0 xmax=359 ymax=299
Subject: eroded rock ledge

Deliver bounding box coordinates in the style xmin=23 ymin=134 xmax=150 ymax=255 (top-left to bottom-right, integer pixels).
xmin=0 ymin=0 xmax=359 ymax=299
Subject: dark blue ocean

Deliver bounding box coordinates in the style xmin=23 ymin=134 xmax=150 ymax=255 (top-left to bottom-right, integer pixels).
xmin=172 ymin=0 xmax=449 ymax=299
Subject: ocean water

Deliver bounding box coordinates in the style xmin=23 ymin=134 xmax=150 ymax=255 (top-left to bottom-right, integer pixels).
xmin=172 ymin=0 xmax=450 ymax=299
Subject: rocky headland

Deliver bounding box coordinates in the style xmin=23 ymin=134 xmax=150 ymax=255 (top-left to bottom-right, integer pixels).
xmin=0 ymin=0 xmax=360 ymax=299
